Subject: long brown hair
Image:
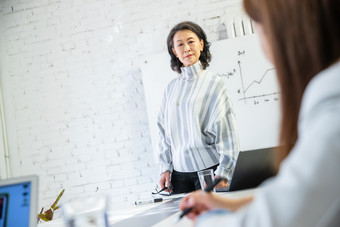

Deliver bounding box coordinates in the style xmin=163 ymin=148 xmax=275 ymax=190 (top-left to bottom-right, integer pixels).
xmin=244 ymin=0 xmax=340 ymax=165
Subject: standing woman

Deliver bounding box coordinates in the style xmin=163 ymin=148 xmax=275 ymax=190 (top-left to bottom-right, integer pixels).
xmin=157 ymin=21 xmax=239 ymax=194
xmin=180 ymin=0 xmax=340 ymax=226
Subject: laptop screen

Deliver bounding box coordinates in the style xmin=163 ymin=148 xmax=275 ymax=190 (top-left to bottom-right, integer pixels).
xmin=228 ymin=147 xmax=277 ymax=191
xmin=0 ymin=175 xmax=38 ymax=227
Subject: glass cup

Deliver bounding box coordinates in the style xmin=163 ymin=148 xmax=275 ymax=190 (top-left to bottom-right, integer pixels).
xmin=197 ymin=169 xmax=215 ymax=192
xmin=62 ymin=195 xmax=108 ymax=227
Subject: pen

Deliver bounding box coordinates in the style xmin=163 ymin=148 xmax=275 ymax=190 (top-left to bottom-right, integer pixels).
xmin=174 ymin=178 xmax=222 ymax=223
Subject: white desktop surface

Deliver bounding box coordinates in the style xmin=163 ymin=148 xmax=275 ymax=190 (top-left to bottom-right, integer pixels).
xmin=38 ymin=189 xmax=257 ymax=227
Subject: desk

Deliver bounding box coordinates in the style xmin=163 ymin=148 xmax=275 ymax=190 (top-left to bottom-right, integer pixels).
xmin=38 ymin=188 xmax=257 ymax=227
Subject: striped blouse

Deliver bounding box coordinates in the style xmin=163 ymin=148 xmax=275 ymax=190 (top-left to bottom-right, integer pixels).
xmin=157 ymin=61 xmax=240 ymax=180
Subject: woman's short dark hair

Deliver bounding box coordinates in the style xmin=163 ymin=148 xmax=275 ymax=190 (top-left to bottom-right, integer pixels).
xmin=167 ymin=21 xmax=211 ymax=74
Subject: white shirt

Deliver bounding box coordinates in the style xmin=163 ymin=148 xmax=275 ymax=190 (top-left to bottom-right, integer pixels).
xmin=157 ymin=61 xmax=239 ymax=179
xmin=197 ymin=61 xmax=340 ymax=227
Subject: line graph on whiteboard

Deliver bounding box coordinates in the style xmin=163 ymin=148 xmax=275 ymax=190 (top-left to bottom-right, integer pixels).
xmin=218 ymin=56 xmax=280 ymax=104
xmin=209 ymin=36 xmax=281 ymax=106
xmin=207 ymin=34 xmax=281 ymax=150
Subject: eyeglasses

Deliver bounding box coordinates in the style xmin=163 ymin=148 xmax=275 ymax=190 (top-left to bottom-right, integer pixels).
xmin=152 ymin=184 xmax=173 ymax=196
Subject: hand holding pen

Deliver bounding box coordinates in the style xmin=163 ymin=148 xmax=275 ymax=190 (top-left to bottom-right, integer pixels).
xmin=175 ymin=178 xmax=223 ymax=223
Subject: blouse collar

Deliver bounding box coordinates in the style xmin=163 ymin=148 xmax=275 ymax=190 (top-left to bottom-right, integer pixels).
xmin=180 ymin=61 xmax=204 ymax=81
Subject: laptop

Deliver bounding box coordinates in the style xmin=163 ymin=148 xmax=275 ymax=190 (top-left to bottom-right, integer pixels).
xmin=218 ymin=147 xmax=277 ymax=192
xmin=0 ymin=175 xmax=39 ymax=227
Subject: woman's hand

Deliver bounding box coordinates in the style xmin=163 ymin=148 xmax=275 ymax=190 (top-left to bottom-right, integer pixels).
xmin=180 ymin=190 xmax=254 ymax=221
xmin=214 ymin=175 xmax=229 ymax=189
xmin=159 ymin=171 xmax=172 ymax=192
xmin=180 ymin=190 xmax=218 ymax=221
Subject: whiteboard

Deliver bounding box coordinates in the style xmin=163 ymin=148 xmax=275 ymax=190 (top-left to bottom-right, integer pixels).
xmin=141 ymin=34 xmax=281 ymax=161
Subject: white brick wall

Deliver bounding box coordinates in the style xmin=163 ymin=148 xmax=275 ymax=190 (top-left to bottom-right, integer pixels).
xmin=0 ymin=0 xmax=244 ymax=216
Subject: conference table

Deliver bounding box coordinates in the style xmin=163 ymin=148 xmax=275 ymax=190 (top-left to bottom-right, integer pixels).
xmin=38 ymin=188 xmax=257 ymax=227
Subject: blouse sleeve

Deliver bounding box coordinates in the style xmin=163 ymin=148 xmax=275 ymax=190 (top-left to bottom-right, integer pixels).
xmin=157 ymin=89 xmax=173 ymax=174
xmin=210 ymin=81 xmax=240 ymax=180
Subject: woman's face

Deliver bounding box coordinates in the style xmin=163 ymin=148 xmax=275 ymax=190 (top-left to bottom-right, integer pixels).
xmin=172 ymin=29 xmax=204 ymax=67
xmin=254 ymin=22 xmax=273 ymax=63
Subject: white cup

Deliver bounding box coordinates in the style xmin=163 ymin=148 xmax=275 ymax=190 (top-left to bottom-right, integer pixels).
xmin=197 ymin=169 xmax=215 ymax=192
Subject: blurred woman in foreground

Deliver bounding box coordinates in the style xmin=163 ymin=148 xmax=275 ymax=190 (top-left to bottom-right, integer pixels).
xmin=180 ymin=0 xmax=340 ymax=226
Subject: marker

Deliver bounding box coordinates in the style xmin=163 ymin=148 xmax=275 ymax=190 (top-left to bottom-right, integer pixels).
xmin=174 ymin=178 xmax=223 ymax=223
xmin=135 ymin=193 xmax=187 ymax=206
xmin=134 ymin=198 xmax=164 ymax=205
